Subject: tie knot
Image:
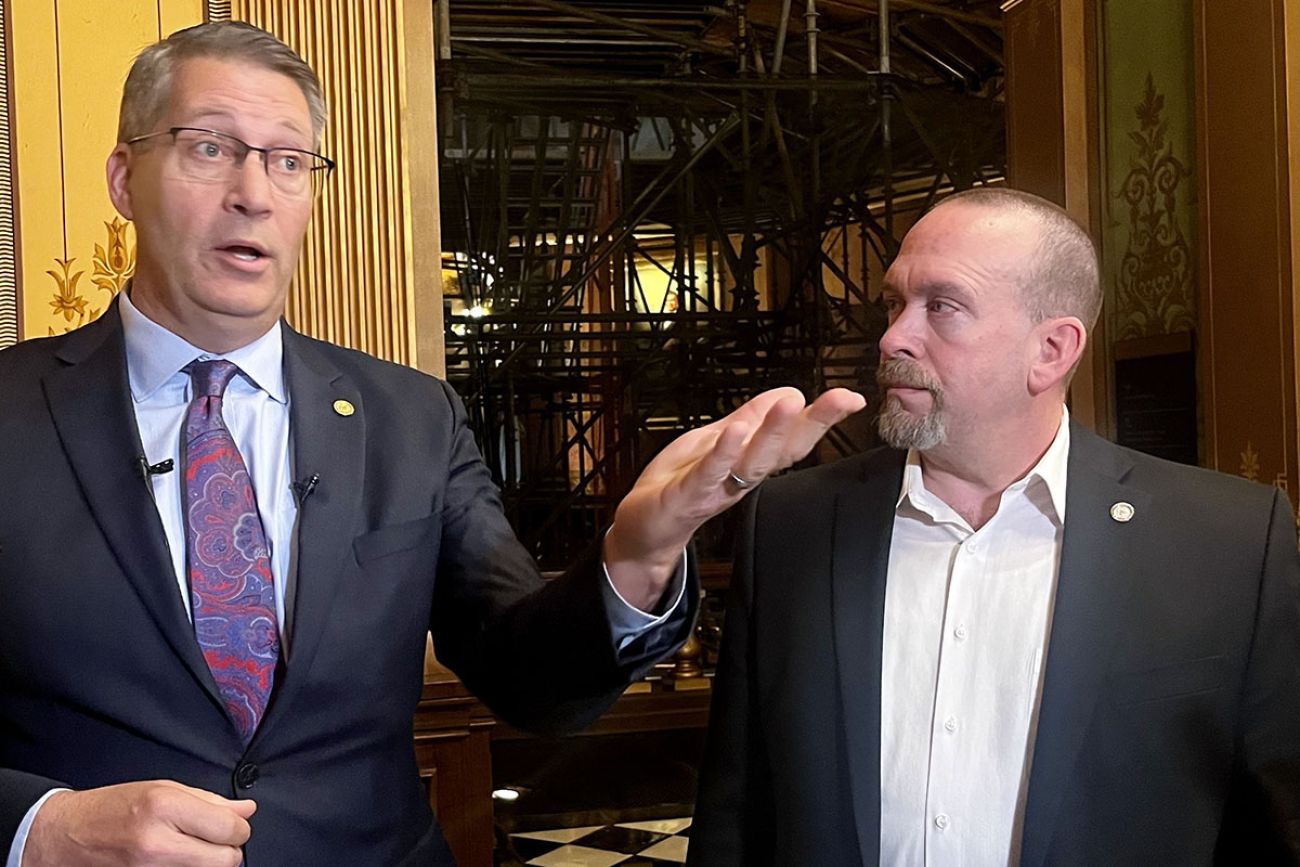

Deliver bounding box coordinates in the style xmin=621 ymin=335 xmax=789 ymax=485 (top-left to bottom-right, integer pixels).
xmin=186 ymin=359 xmax=240 ymax=399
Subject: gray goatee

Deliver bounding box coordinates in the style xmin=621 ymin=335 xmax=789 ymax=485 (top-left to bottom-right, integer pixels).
xmin=876 ymin=357 xmax=946 ymax=450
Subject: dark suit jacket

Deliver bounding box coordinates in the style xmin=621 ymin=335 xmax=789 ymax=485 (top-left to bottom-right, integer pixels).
xmin=0 ymin=305 xmax=695 ymax=865
xmin=691 ymin=424 xmax=1300 ymax=866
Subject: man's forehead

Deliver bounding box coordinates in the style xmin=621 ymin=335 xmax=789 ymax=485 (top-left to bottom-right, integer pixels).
xmin=914 ymin=202 xmax=1033 ymax=246
xmin=885 ymin=205 xmax=1036 ymax=290
xmin=900 ymin=205 xmax=1035 ymax=263
xmin=168 ymin=57 xmax=311 ymax=137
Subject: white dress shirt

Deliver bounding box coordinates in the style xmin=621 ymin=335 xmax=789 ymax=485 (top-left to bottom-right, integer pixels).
xmin=122 ymin=289 xmax=298 ymax=636
xmin=8 ymin=292 xmax=684 ymax=865
xmin=880 ymin=408 xmax=1070 ymax=866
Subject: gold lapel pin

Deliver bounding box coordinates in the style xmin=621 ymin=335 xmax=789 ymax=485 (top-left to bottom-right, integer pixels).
xmin=333 ymin=399 xmax=355 ymax=417
xmin=1109 ymin=501 xmax=1135 ymax=523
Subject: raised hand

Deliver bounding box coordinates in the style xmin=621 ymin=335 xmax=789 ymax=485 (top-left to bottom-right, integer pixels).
xmin=603 ymin=386 xmax=866 ymax=610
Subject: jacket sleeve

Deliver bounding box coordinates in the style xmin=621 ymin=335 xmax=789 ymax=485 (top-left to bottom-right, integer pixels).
xmin=688 ymin=490 xmax=775 ymax=867
xmin=1217 ymin=489 xmax=1300 ymax=864
xmin=427 ymin=380 xmax=697 ymax=736
xmin=0 ymin=770 xmax=66 ymax=862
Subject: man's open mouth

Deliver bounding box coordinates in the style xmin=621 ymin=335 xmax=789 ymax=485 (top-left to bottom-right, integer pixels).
xmin=218 ymin=243 xmax=269 ymax=261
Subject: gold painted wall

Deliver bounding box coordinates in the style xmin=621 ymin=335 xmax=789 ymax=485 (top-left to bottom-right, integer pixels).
xmin=223 ymin=0 xmax=443 ymax=373
xmin=11 ymin=0 xmax=203 ymax=339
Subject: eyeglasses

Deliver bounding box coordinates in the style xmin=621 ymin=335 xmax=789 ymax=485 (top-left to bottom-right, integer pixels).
xmin=126 ymin=127 xmax=335 ymax=198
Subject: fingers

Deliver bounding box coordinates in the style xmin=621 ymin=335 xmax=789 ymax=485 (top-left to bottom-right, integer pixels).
xmin=725 ymin=386 xmax=806 ymax=428
xmin=729 ymin=388 xmax=867 ymax=482
xmin=808 ymin=387 xmax=868 ymax=422
xmin=778 ymin=388 xmax=868 ymax=461
xmin=726 ymin=395 xmax=803 ymax=483
xmin=651 ymin=387 xmax=864 ymax=492
xmin=604 ymin=386 xmax=865 ymax=580
xmin=138 ymin=835 xmax=245 ymax=867
xmin=701 ymin=419 xmax=753 ymax=489
xmin=26 ymin=781 xmax=251 ymax=867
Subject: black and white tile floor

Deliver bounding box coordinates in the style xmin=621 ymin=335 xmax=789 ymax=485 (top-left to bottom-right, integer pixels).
xmin=504 ymin=817 xmax=692 ymax=866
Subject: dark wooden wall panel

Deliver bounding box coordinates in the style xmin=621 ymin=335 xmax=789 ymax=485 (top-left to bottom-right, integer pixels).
xmin=1005 ymin=0 xmax=1066 ymax=205
xmin=1195 ymin=0 xmax=1298 ymax=507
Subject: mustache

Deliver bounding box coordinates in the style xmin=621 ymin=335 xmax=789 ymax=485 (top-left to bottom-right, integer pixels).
xmin=876 ymin=357 xmax=942 ymax=393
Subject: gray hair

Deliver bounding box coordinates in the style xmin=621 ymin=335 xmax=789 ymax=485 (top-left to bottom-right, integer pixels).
xmin=117 ymin=21 xmax=327 ymax=147
xmin=937 ymin=187 xmax=1102 ymax=331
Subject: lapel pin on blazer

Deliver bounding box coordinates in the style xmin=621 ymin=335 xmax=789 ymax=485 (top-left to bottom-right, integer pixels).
xmin=333 ymin=399 xmax=355 ymax=417
xmin=1109 ymin=501 xmax=1135 ymax=523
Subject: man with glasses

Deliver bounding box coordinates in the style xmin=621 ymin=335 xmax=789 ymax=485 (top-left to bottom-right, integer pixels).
xmin=0 ymin=22 xmax=864 ymax=866
xmin=123 ymin=128 xmax=335 ymax=200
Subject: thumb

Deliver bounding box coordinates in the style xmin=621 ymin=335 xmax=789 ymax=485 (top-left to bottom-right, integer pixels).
xmin=178 ymin=784 xmax=258 ymax=818
xmin=228 ymin=799 xmax=257 ymax=819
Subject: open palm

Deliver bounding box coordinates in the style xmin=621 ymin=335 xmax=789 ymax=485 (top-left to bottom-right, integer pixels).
xmin=604 ymin=386 xmax=867 ymax=608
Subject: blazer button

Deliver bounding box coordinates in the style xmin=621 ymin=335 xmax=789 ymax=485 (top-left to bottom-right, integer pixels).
xmin=234 ymin=762 xmax=260 ymax=790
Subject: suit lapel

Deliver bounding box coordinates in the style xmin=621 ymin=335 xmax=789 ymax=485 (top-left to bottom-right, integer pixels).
xmin=1019 ymin=425 xmax=1150 ymax=867
xmin=830 ymin=449 xmax=905 ymax=867
xmin=42 ymin=305 xmax=226 ymax=710
xmin=254 ymin=326 xmax=365 ymax=744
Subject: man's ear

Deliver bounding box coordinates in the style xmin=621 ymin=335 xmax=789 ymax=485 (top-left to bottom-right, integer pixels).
xmin=106 ymin=145 xmax=135 ymax=220
xmin=1027 ymin=316 xmax=1086 ymax=396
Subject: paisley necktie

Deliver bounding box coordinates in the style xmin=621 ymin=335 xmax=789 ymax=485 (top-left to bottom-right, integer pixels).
xmin=182 ymin=359 xmax=281 ymax=743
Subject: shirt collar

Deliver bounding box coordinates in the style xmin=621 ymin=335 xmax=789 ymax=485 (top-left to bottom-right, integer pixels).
xmin=118 ymin=288 xmax=287 ymax=405
xmin=896 ymin=406 xmax=1071 ymax=525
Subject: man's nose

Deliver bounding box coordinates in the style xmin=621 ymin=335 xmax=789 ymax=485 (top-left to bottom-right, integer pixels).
xmin=879 ymin=306 xmax=919 ymax=359
xmin=225 ymin=154 xmax=275 ymax=216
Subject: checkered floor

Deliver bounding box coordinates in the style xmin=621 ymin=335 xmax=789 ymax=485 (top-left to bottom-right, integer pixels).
xmin=503 ymin=818 xmax=692 ymax=866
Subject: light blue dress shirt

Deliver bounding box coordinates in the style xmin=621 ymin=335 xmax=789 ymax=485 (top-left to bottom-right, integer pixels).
xmin=7 ymin=292 xmax=685 ymax=865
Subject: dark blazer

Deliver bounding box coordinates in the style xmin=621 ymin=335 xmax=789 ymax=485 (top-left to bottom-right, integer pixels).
xmin=0 ymin=305 xmax=695 ymax=866
xmin=691 ymin=424 xmax=1300 ymax=866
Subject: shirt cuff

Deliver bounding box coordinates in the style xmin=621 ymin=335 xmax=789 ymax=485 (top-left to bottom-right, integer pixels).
xmin=7 ymin=788 xmax=70 ymax=867
xmin=601 ymin=547 xmax=689 ymax=654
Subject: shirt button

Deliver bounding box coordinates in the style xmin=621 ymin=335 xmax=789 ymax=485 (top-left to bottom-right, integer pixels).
xmin=944 ymin=716 xmax=958 ymax=733
xmin=934 ymin=814 xmax=950 ymax=830
xmin=954 ymin=624 xmax=968 ymax=641
xmin=965 ymin=540 xmax=978 ymax=553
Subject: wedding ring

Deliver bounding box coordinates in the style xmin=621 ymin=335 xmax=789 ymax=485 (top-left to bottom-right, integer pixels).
xmin=728 ymin=470 xmax=760 ymax=490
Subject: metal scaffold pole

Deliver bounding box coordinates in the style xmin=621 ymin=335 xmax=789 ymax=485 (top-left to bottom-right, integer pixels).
xmin=437 ymin=0 xmax=1006 ymax=565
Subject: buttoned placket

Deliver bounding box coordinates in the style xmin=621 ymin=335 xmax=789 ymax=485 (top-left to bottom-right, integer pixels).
xmin=925 ymin=519 xmax=979 ymax=860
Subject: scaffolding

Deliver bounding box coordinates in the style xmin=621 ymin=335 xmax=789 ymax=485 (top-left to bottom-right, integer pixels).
xmin=436 ymin=0 xmax=1005 ymax=566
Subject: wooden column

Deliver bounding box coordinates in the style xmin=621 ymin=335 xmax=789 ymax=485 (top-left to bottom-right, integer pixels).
xmin=222 ymin=0 xmax=443 ymax=374
xmin=1002 ymin=0 xmax=1105 ymax=432
xmin=1004 ymin=0 xmax=1065 ymax=203
xmin=1194 ymin=0 xmax=1300 ymax=507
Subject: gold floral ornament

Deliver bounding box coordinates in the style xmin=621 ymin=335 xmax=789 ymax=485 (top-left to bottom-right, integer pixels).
xmin=1115 ymin=73 xmax=1195 ymax=341
xmin=92 ymin=217 xmax=135 ymax=295
xmin=47 ymin=258 xmax=88 ymax=323
xmin=1240 ymin=442 xmax=1260 ymax=482
xmin=46 ymin=219 xmax=136 ymax=335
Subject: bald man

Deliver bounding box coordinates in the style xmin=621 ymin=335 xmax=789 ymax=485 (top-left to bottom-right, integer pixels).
xmin=690 ymin=188 xmax=1300 ymax=867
